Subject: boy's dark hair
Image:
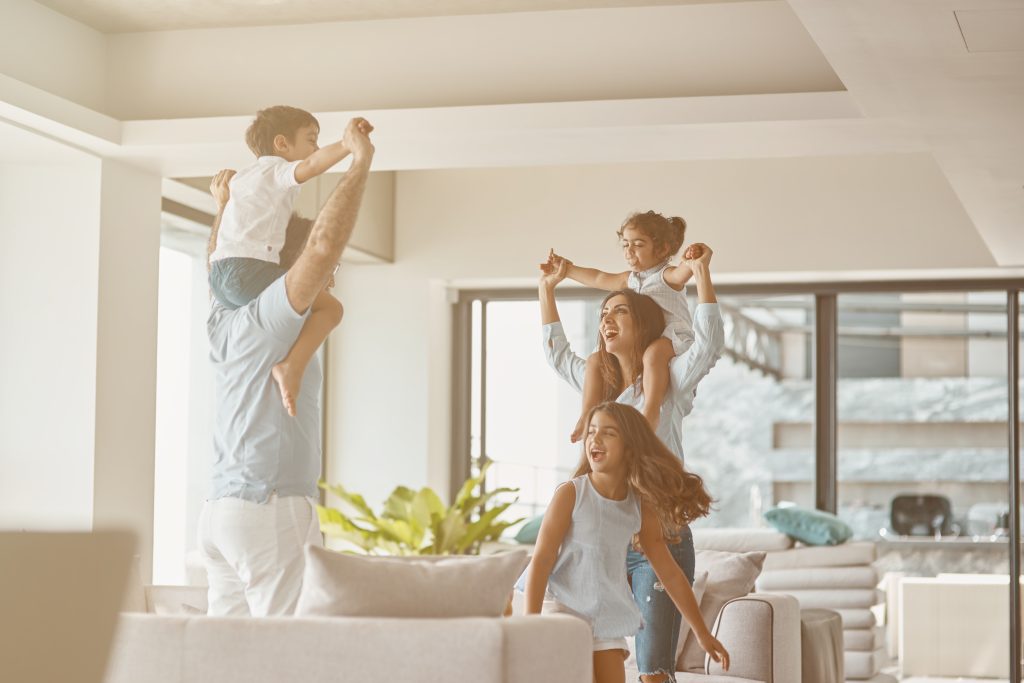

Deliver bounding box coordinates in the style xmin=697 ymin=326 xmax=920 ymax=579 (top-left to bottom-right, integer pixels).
xmin=245 ymin=106 xmax=319 ymax=157
xmin=617 ymin=210 xmax=687 ymax=260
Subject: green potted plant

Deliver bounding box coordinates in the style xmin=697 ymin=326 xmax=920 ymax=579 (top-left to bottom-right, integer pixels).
xmin=317 ymin=463 xmax=523 ymax=555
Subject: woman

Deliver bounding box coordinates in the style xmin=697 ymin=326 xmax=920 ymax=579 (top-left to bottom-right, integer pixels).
xmin=538 ymin=244 xmax=724 ymax=683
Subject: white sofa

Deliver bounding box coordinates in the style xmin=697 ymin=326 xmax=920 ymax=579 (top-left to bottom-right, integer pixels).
xmin=108 ymin=584 xmax=801 ymax=683
xmin=105 ymin=610 xmax=593 ymax=683
xmin=693 ymin=528 xmax=890 ymax=683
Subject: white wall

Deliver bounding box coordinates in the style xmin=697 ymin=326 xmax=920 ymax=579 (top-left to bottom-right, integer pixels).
xmin=325 ymin=153 xmax=997 ymax=506
xmin=0 ymin=159 xmax=101 ymax=529
xmin=0 ymin=145 xmax=162 ymax=582
xmin=0 ymin=0 xmax=108 ymax=113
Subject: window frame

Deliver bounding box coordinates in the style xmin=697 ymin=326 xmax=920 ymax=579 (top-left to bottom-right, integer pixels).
xmin=452 ymin=277 xmax=1023 ymax=679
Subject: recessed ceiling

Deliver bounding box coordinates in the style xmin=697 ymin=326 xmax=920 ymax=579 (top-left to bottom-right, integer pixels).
xmin=35 ymin=0 xmax=757 ymax=33
xmin=955 ymin=9 xmax=1024 ymax=52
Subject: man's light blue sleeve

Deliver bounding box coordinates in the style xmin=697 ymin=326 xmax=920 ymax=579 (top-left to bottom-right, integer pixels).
xmin=249 ymin=275 xmax=310 ymax=346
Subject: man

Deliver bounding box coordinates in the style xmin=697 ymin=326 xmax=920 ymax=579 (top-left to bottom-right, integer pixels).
xmin=197 ymin=117 xmax=374 ymax=616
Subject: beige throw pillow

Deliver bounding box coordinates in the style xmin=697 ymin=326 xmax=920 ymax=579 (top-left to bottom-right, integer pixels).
xmin=677 ymin=549 xmax=766 ymax=672
xmin=295 ymin=545 xmax=530 ymax=618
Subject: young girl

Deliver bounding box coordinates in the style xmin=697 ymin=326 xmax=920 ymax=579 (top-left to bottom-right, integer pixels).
xmin=523 ymin=402 xmax=730 ymax=683
xmin=548 ymin=211 xmax=695 ymax=442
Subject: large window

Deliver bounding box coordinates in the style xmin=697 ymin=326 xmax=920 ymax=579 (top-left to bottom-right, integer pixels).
xmin=454 ymin=280 xmax=1022 ymax=682
xmin=468 ymin=296 xmax=601 ymax=522
xmin=684 ymin=295 xmax=816 ymax=528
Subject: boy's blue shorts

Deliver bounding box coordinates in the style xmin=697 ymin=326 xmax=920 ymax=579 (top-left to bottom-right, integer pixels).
xmin=209 ymin=257 xmax=287 ymax=310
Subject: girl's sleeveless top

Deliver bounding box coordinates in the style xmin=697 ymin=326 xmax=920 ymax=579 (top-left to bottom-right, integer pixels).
xmin=546 ymin=475 xmax=643 ymax=638
xmin=627 ymin=261 xmax=694 ymax=355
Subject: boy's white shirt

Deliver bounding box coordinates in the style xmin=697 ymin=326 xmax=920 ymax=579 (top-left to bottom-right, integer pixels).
xmin=210 ymin=156 xmax=303 ymax=264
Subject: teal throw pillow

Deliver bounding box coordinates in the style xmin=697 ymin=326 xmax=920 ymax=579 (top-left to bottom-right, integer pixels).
xmin=514 ymin=515 xmax=544 ymax=544
xmin=763 ymin=506 xmax=853 ymax=546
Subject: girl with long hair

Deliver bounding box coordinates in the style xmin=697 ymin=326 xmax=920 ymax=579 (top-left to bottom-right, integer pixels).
xmin=524 ymin=402 xmax=729 ymax=683
xmin=538 ymin=243 xmax=724 ymax=682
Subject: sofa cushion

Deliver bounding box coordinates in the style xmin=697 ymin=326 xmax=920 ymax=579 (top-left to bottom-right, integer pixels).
xmin=763 ymin=542 xmax=876 ymax=571
xmin=692 ymin=528 xmax=793 ymax=553
xmin=833 ymin=608 xmax=877 ymax=629
xmin=764 ymin=507 xmax=853 ymax=546
xmin=845 ymin=647 xmax=886 ymax=679
xmin=514 ymin=515 xmax=544 ymax=544
xmin=678 ymin=549 xmax=766 ymax=672
xmin=844 ymin=626 xmax=885 ymax=652
xmin=295 ymin=545 xmax=529 ymax=618
xmin=781 ymin=588 xmax=883 ymax=610
xmin=757 ymin=566 xmax=878 ymax=591
xmin=185 ymin=616 xmax=507 ymax=683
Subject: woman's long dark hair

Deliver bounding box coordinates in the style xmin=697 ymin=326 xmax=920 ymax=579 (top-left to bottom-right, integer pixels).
xmin=596 ymin=290 xmax=665 ymax=399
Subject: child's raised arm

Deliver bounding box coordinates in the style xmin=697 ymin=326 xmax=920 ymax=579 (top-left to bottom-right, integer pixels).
xmin=295 ymin=120 xmax=374 ymax=184
xmin=637 ymin=501 xmax=730 ymax=671
xmin=548 ymin=249 xmax=629 ymax=291
xmin=524 ymin=481 xmax=576 ymax=615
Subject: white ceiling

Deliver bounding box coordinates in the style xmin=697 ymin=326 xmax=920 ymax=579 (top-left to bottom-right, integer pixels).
xmin=7 ymin=0 xmax=1024 ymax=267
xmin=35 ymin=0 xmax=753 ymax=32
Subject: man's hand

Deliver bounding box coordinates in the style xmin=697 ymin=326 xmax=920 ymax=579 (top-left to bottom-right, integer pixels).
xmin=210 ymin=169 xmax=236 ymax=212
xmin=343 ymin=118 xmax=374 ymax=160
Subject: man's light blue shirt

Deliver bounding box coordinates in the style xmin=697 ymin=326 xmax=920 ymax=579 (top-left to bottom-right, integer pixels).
xmin=207 ymin=276 xmax=322 ymax=503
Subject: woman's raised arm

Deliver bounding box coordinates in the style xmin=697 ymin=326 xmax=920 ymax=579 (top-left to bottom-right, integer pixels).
xmin=539 ymin=249 xmax=568 ymax=324
xmin=683 ymin=243 xmax=717 ymax=305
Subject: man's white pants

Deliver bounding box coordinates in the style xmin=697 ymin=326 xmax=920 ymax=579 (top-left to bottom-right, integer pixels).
xmin=197 ymin=493 xmax=323 ymax=617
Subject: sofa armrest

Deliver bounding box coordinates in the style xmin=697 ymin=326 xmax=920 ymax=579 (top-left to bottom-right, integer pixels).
xmin=503 ymin=615 xmax=592 ymax=683
xmin=705 ymin=593 xmax=800 ymax=683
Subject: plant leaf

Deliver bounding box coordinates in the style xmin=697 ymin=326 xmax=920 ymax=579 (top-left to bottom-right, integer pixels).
xmin=411 ymin=488 xmax=444 ymax=534
xmin=455 ymin=504 xmax=512 ymax=553
xmin=322 ymin=483 xmax=377 ymax=521
xmin=431 ymin=511 xmax=469 ymax=555
xmin=382 ymin=486 xmax=417 ymax=521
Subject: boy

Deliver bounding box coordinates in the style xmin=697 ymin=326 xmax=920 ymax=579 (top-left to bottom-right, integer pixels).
xmin=209 ymin=105 xmax=371 ymax=416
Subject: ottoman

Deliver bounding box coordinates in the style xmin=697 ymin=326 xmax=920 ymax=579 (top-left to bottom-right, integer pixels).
xmin=801 ymin=609 xmax=844 ymax=683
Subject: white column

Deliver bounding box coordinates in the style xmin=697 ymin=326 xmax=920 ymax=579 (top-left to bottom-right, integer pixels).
xmin=91 ymin=159 xmax=162 ymax=582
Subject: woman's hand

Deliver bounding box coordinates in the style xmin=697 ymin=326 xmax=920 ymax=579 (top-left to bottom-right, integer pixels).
xmin=683 ymin=242 xmax=713 ymax=270
xmin=696 ymin=630 xmax=730 ymax=672
xmin=539 ymin=249 xmax=568 ymax=289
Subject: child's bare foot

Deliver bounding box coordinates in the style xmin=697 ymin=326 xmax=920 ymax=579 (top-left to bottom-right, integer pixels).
xmin=570 ymin=415 xmax=587 ymax=443
xmin=271 ymin=362 xmax=302 ymax=417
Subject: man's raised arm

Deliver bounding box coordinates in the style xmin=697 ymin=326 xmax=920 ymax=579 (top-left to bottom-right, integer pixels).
xmin=284 ymin=117 xmax=374 ymax=314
